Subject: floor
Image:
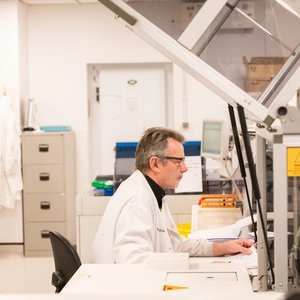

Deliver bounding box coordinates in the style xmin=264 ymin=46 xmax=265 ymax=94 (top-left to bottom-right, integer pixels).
xmin=0 ymin=245 xmax=55 ymax=294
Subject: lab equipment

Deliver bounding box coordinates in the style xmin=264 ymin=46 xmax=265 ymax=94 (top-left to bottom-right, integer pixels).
xmin=97 ymin=0 xmax=300 ymax=125
xmin=149 ymin=252 xmax=189 ymax=270
xmin=114 ymin=142 xmax=137 ymax=191
xmin=199 ymin=193 xmax=237 ymax=208
xmin=201 ymin=119 xmax=230 ymax=160
xmin=23 ymin=98 xmax=37 ymax=131
xmin=191 ymin=205 xmax=243 ymax=233
xmin=114 ymin=141 xmax=203 ymax=193
xmin=91 ymin=179 xmax=114 ymax=196
xmin=98 ymin=0 xmax=300 ymax=292
xmin=61 ymin=263 xmax=254 ymax=295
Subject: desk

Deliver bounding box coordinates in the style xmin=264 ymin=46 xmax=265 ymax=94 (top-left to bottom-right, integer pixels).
xmin=0 ymin=292 xmax=286 ymax=300
xmin=61 ymin=263 xmax=254 ymax=295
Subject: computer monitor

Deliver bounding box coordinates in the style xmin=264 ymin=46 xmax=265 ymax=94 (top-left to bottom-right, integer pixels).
xmin=201 ymin=119 xmax=230 ymax=159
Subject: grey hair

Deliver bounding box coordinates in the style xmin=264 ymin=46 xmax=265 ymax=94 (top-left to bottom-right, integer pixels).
xmin=135 ymin=127 xmax=185 ymax=173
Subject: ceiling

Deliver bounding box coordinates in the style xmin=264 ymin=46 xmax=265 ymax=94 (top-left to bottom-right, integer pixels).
xmin=19 ymin=0 xmax=99 ymax=4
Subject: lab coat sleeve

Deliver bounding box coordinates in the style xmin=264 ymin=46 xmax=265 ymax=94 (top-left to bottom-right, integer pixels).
xmin=113 ymin=197 xmax=156 ymax=263
xmin=169 ymin=230 xmax=214 ymax=257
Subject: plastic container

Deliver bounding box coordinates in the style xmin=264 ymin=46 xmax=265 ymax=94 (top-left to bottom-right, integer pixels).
xmin=40 ymin=126 xmax=71 ymax=132
xmin=177 ymin=223 xmax=191 ymax=238
xmin=93 ymin=188 xmax=114 ymax=196
xmin=91 ymin=180 xmax=113 ymax=189
xmin=115 ymin=142 xmax=138 ymax=158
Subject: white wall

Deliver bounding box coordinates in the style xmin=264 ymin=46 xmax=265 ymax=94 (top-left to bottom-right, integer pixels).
xmin=18 ymin=1 xmax=29 ymax=125
xmin=0 ymin=0 xmax=29 ymax=243
xmin=27 ymin=3 xmax=227 ymax=193
xmin=0 ymin=1 xmax=20 ymax=109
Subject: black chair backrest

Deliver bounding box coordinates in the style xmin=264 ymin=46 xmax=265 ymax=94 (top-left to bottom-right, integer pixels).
xmin=285 ymin=290 xmax=300 ymax=300
xmin=49 ymin=231 xmax=82 ymax=293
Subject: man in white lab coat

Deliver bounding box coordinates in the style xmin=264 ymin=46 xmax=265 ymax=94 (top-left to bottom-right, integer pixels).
xmin=90 ymin=127 xmax=253 ymax=263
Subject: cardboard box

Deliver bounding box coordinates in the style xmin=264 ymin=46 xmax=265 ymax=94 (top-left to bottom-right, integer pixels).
xmin=244 ymin=56 xmax=288 ymax=92
xmin=244 ymin=56 xmax=287 ymax=80
xmin=248 ymin=64 xmax=283 ymax=80
xmin=246 ymin=78 xmax=271 ymax=93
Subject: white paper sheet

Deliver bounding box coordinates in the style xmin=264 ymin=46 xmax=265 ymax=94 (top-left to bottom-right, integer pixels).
xmin=175 ymin=156 xmax=203 ymax=193
xmin=189 ymin=223 xmax=240 ymax=240
xmin=189 ymin=214 xmax=257 ymax=240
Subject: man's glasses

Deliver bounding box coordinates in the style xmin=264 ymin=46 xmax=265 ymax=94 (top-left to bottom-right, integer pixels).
xmin=162 ymin=156 xmax=186 ymax=167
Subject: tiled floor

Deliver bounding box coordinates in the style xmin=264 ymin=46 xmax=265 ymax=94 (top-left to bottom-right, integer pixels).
xmin=0 ymin=245 xmax=55 ymax=294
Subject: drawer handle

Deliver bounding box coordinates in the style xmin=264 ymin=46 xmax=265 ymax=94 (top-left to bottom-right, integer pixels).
xmin=41 ymin=230 xmax=50 ymax=238
xmin=39 ymin=144 xmax=49 ymax=152
xmin=40 ymin=173 xmax=49 ymax=181
xmin=40 ymin=201 xmax=50 ymax=210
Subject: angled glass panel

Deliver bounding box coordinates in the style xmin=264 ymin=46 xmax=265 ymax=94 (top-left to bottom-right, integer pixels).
xmin=125 ymin=0 xmax=206 ymax=40
xmin=179 ymin=0 xmax=300 ymax=104
xmin=99 ymin=0 xmax=300 ymax=125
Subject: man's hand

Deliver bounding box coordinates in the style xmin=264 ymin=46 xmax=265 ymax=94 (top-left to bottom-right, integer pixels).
xmin=212 ymin=238 xmax=253 ymax=257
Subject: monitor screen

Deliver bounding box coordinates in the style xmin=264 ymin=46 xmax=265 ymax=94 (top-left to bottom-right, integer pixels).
xmin=201 ymin=119 xmax=230 ymax=159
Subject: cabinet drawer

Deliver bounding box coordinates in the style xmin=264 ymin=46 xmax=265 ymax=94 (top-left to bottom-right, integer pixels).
xmin=24 ymin=194 xmax=65 ymax=222
xmin=23 ymin=165 xmax=64 ymax=193
xmin=22 ymin=135 xmax=64 ymax=165
xmin=25 ymin=222 xmax=66 ymax=251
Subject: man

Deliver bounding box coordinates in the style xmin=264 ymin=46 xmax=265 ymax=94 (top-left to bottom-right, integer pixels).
xmin=90 ymin=127 xmax=253 ymax=263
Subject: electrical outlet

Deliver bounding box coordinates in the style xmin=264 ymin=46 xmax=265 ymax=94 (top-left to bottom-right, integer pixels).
xmin=182 ymin=122 xmax=189 ymax=129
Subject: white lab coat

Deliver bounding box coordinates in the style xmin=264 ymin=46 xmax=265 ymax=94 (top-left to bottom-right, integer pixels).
xmin=90 ymin=170 xmax=213 ymax=264
xmin=0 ymin=94 xmax=23 ymax=209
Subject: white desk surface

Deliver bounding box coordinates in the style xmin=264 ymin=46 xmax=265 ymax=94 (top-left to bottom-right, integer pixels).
xmin=61 ymin=263 xmax=257 ymax=296
xmin=0 ymin=292 xmax=286 ymax=300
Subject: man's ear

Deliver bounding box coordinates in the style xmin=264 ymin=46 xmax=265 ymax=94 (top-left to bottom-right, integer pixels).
xmin=149 ymin=156 xmax=159 ymax=172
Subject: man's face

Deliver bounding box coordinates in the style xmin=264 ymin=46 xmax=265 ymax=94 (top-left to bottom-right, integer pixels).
xmin=157 ymin=138 xmax=188 ymax=190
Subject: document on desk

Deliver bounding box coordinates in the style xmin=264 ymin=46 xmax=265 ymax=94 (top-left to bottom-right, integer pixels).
xmin=188 ymin=223 xmax=240 ymax=240
xmin=188 ymin=214 xmax=258 ymax=241
xmin=189 ymin=246 xmax=258 ymax=269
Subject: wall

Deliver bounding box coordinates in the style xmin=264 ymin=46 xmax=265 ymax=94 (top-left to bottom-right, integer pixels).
xmin=5 ymin=1 xmax=300 ymax=195
xmin=18 ymin=0 xmax=29 ymax=125
xmin=0 ymin=1 xmax=20 ymax=108
xmin=0 ymin=0 xmax=28 ymax=243
xmin=27 ymin=3 xmax=228 ymax=193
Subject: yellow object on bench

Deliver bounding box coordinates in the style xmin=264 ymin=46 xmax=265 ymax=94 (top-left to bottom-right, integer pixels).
xmin=177 ymin=223 xmax=191 ymax=238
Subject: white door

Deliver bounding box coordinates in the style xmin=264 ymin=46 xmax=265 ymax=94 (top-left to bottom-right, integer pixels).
xmin=89 ymin=66 xmax=166 ymax=177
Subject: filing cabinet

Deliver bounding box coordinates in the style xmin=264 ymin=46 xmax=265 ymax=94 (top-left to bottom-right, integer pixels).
xmin=22 ymin=131 xmax=76 ymax=256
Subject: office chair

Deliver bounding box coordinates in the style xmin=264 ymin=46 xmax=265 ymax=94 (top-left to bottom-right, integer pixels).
xmin=49 ymin=231 xmax=82 ymax=293
xmin=285 ymin=290 xmax=300 ymax=300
